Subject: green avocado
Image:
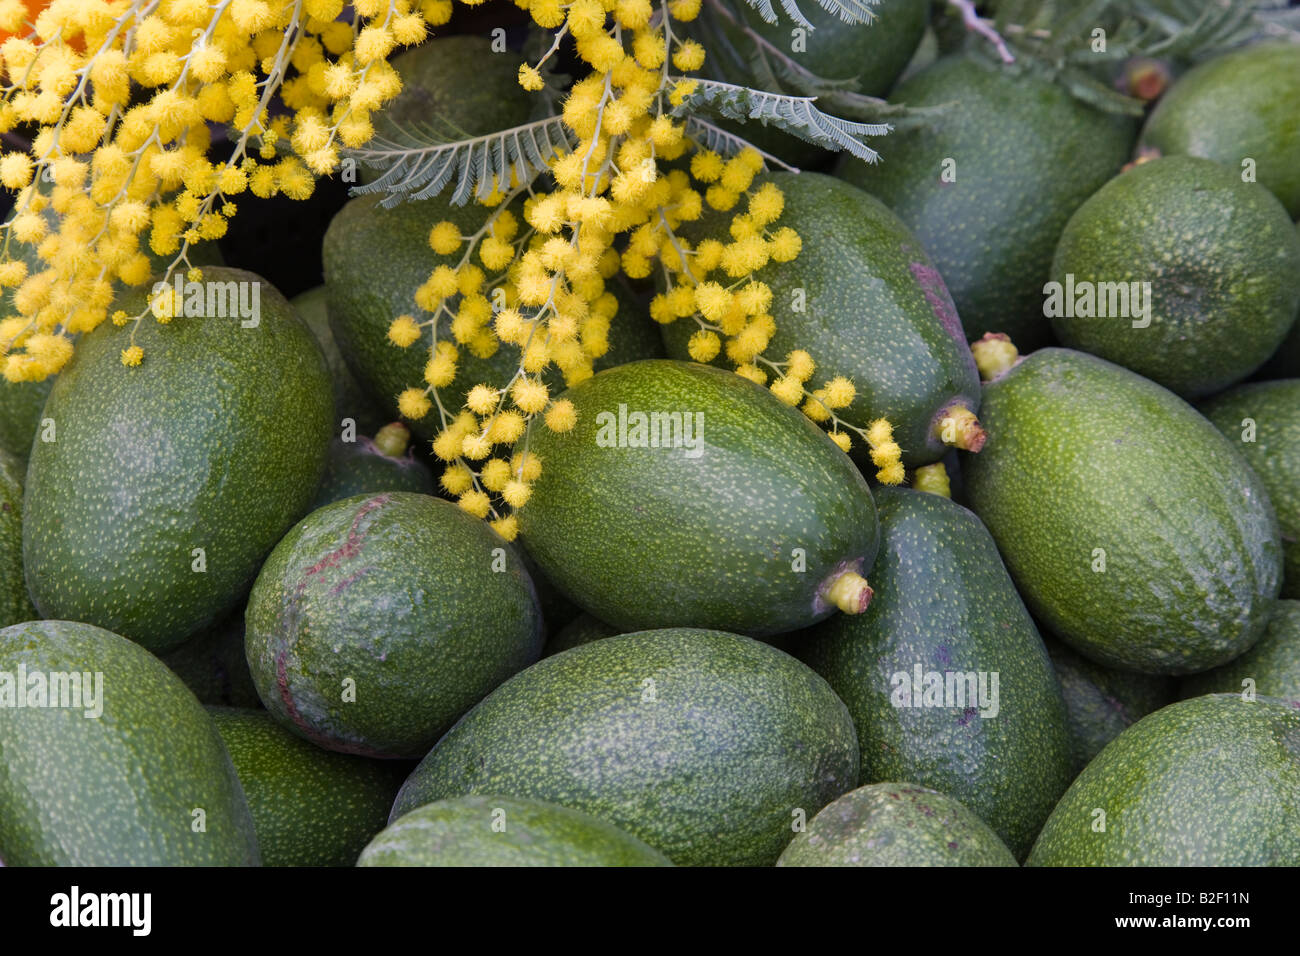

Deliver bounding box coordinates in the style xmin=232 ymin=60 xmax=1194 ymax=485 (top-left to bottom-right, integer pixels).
xmin=208 ymin=707 xmax=407 ymax=867
xmin=1181 ymin=601 xmax=1300 ymax=702
xmin=0 ymin=448 xmax=35 ymax=628
xmin=795 ymin=486 xmax=1072 ymax=858
xmin=776 ymin=783 xmax=1017 ymax=867
xmin=1027 ymin=694 xmax=1300 ymax=866
xmin=517 ymin=359 xmax=879 ymax=636
xmin=390 ymin=628 xmax=859 ymax=866
xmin=1049 ymin=156 xmax=1300 ymax=397
xmin=965 ymin=348 xmax=1282 ymax=674
xmin=291 ymin=284 xmax=387 ymax=437
xmin=660 ymin=172 xmax=985 ymax=468
xmin=313 ymin=423 xmax=435 ymax=509
xmin=1045 ymin=637 xmax=1174 ymax=773
xmin=1140 ymin=42 xmax=1300 ymax=217
xmin=358 ymin=795 xmax=673 ymax=867
xmin=1199 ymin=379 xmax=1300 ymax=598
xmin=23 ymin=267 xmax=333 ymax=652
xmin=0 ymin=620 xmax=259 ymax=865
xmin=245 ymin=492 xmax=543 ymax=759
xmin=839 ymin=54 xmax=1136 ymax=348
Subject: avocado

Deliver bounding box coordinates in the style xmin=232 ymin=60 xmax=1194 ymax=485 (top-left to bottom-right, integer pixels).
xmin=660 ymin=172 xmax=984 ymax=468
xmin=390 ymin=628 xmax=859 ymax=866
xmin=544 ymin=611 xmax=620 ymax=657
xmin=358 ymin=795 xmax=673 ymax=867
xmin=517 ymin=360 xmax=880 ymax=636
xmin=1027 ymin=694 xmax=1300 ymax=866
xmin=839 ymin=54 xmax=1136 ymax=347
xmin=1181 ymin=601 xmax=1300 ymax=702
xmin=23 ymin=267 xmax=333 ymax=652
xmin=1199 ymin=380 xmax=1300 ymax=598
xmin=795 ymin=486 xmax=1072 ymax=858
xmin=1045 ymin=637 xmax=1174 ymax=773
xmin=1140 ymin=42 xmax=1300 ymax=217
xmin=208 ymin=707 xmax=407 ymax=867
xmin=313 ymin=422 xmax=436 ymax=509
xmin=364 ymin=36 xmax=532 ymax=186
xmin=324 ymin=199 xmax=665 ymax=441
xmin=1049 ymin=156 xmax=1300 ymax=397
xmin=291 ymin=285 xmax=387 ymax=437
xmin=0 ymin=619 xmax=260 ymax=865
xmin=776 ymin=783 xmax=1017 ymax=867
xmin=157 ymin=610 xmax=262 ymax=709
xmin=0 ymin=448 xmax=35 ymax=628
xmin=964 ymin=348 xmax=1282 ymax=674
xmin=245 ymin=492 xmax=543 ymax=759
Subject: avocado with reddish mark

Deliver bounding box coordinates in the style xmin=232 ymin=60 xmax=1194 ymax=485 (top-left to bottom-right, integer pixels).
xmin=517 ymin=359 xmax=879 ymax=636
xmin=794 ymin=486 xmax=1072 ymax=858
xmin=23 ymin=267 xmax=333 ymax=652
xmin=390 ymin=628 xmax=859 ymax=866
xmin=244 ymin=492 xmax=543 ymax=759
xmin=358 ymin=795 xmax=673 ymax=867
xmin=777 ymin=783 xmax=1017 ymax=867
xmin=660 ymin=172 xmax=985 ymax=468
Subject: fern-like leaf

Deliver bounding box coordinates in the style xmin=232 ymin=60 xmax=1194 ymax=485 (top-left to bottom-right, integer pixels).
xmin=345 ymin=116 xmax=576 ymax=207
xmin=740 ymin=0 xmax=880 ymax=29
xmin=673 ymin=78 xmax=890 ymax=163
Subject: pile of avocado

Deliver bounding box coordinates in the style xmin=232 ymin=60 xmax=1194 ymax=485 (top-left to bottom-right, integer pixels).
xmin=2 ymin=20 xmax=1300 ymax=870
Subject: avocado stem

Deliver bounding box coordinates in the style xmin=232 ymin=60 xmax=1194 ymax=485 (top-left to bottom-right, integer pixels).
xmin=912 ymin=462 xmax=952 ymax=498
xmin=827 ymin=571 xmax=873 ymax=615
xmin=970 ymin=332 xmax=1019 ymax=382
xmin=934 ymin=404 xmax=987 ymax=453
xmin=373 ymin=422 xmax=411 ymax=458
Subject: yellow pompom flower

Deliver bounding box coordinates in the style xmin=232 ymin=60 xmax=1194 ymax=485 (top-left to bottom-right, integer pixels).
xmin=121 ymin=345 xmax=145 ymax=367
xmin=428 ymin=221 xmax=462 ymax=255
xmin=687 ymin=329 xmax=721 ymax=363
xmin=387 ymin=314 xmax=422 ymax=347
xmin=466 ymin=384 xmax=500 ymax=414
xmin=511 ymin=377 xmax=550 ymax=414
xmin=823 ymin=376 xmax=856 ymax=409
xmin=491 ymin=514 xmax=519 ymax=541
xmin=397 ymin=388 xmax=433 ymax=420
xmin=457 ymin=488 xmax=492 ymax=518
xmin=829 ymin=431 xmax=852 ymax=453
xmin=786 ymin=349 xmax=815 ymax=382
xmin=544 ymin=399 xmax=577 ymax=432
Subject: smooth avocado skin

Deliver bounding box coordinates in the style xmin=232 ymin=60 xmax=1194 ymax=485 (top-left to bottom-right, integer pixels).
xmin=390 ymin=628 xmax=860 ymax=867
xmin=1200 ymin=380 xmax=1300 ymax=599
xmin=312 ymin=435 xmax=436 ymax=509
xmin=517 ymin=360 xmax=880 ymax=637
xmin=1027 ymin=694 xmax=1300 ymax=866
xmin=1049 ymin=156 xmax=1300 ymax=398
xmin=777 ymin=783 xmax=1018 ymax=867
xmin=840 ymin=54 xmax=1136 ymax=348
xmin=1045 ymin=637 xmax=1174 ymax=773
xmin=208 ymin=707 xmax=407 ymax=867
xmin=22 ymin=267 xmax=333 ymax=653
xmin=964 ymin=348 xmax=1282 ymax=675
xmin=0 ymin=448 xmax=36 ymax=628
xmin=1140 ymin=42 xmax=1300 ymax=217
xmin=660 ymin=173 xmax=983 ymax=468
xmin=1181 ymin=601 xmax=1300 ymax=701
xmin=0 ymin=620 xmax=260 ymax=866
xmin=358 ymin=795 xmax=673 ymax=867
xmin=245 ymin=492 xmax=544 ymax=759
xmin=794 ymin=487 xmax=1072 ymax=859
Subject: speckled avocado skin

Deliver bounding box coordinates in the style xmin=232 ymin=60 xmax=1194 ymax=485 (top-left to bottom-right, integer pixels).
xmin=965 ymin=348 xmax=1282 ymax=675
xmin=1141 ymin=42 xmax=1300 ymax=217
xmin=795 ymin=487 xmax=1072 ymax=858
xmin=840 ymin=55 xmax=1136 ymax=348
xmin=1050 ymin=156 xmax=1300 ymax=397
xmin=1181 ymin=601 xmax=1300 ymax=701
xmin=777 ymin=783 xmax=1017 ymax=867
xmin=312 ymin=436 xmax=436 ymax=509
xmin=245 ymin=492 xmax=543 ymax=759
xmin=291 ymin=285 xmax=387 ymax=437
xmin=517 ymin=359 xmax=879 ymax=636
xmin=23 ymin=267 xmax=333 ymax=653
xmin=1200 ymin=380 xmax=1300 ymax=599
xmin=0 ymin=448 xmax=35 ymax=628
xmin=0 ymin=620 xmax=260 ymax=866
xmin=661 ymin=173 xmax=982 ymax=468
xmin=1027 ymin=694 xmax=1300 ymax=866
xmin=208 ymin=707 xmax=407 ymax=867
xmin=1045 ymin=637 xmax=1174 ymax=773
xmin=358 ymin=795 xmax=673 ymax=867
xmin=390 ymin=628 xmax=860 ymax=866
xmin=324 ymin=199 xmax=664 ymax=441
